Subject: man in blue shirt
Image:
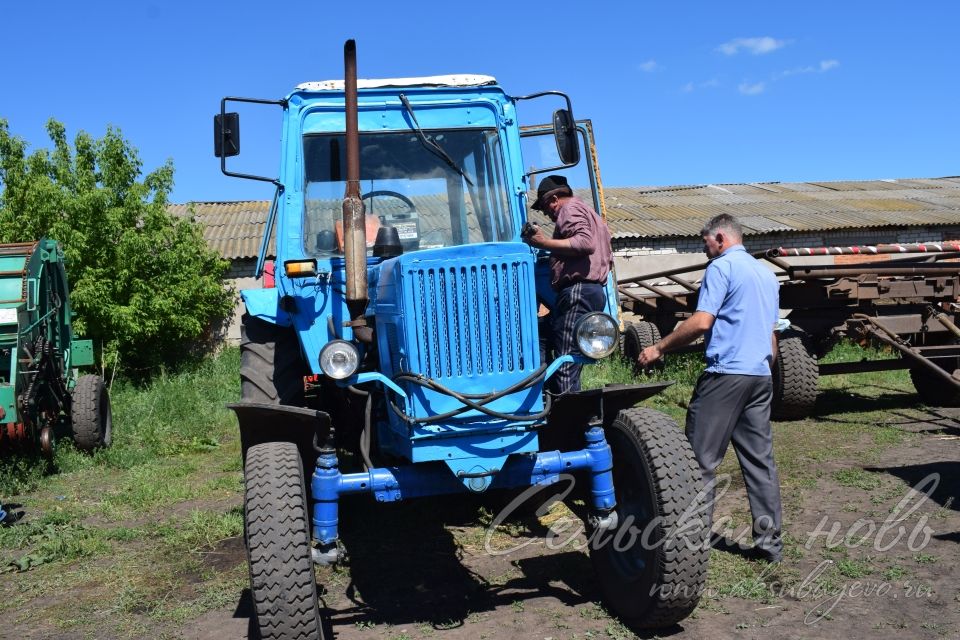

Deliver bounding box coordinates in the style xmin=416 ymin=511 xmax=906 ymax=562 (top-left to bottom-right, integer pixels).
xmin=639 ymin=213 xmax=783 ymax=563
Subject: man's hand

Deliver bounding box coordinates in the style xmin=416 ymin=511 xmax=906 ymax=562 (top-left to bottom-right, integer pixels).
xmin=639 ymin=344 xmax=663 ymax=368
xmin=523 ymin=224 xmax=549 ymax=249
xmin=635 ymin=311 xmax=714 ymax=370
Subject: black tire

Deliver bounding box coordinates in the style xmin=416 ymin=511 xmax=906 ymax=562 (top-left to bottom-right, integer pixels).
xmin=621 ymin=321 xmax=664 ymax=374
xmin=910 ymin=355 xmax=960 ymax=406
xmin=771 ymin=330 xmax=818 ymax=420
xmin=70 ymin=374 xmax=112 ymax=452
xmin=245 ymin=441 xmax=324 ymax=640
xmin=590 ymin=408 xmax=708 ymax=628
xmin=241 ymin=313 xmax=307 ymax=405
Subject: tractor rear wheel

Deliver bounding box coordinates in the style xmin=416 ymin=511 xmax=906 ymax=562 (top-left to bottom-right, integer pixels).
xmin=621 ymin=321 xmax=664 ymax=374
xmin=590 ymin=408 xmax=708 ymax=628
xmin=771 ymin=330 xmax=818 ymax=420
xmin=240 ymin=313 xmax=307 ymax=406
xmin=70 ymin=374 xmax=112 ymax=452
xmin=245 ymin=441 xmax=324 ymax=640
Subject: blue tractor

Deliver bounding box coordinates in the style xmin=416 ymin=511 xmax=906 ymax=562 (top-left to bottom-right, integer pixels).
xmin=217 ymin=41 xmax=708 ymax=639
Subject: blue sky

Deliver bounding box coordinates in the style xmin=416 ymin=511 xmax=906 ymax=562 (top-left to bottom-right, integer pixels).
xmin=2 ymin=1 xmax=957 ymax=204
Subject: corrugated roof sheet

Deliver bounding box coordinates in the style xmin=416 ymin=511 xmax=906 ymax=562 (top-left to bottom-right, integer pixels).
xmin=169 ymin=201 xmax=274 ymax=260
xmin=601 ymin=177 xmax=960 ymax=239
xmin=172 ymin=178 xmax=960 ymax=259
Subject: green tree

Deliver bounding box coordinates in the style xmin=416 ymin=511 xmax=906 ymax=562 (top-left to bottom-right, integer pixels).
xmin=0 ymin=118 xmax=234 ymax=374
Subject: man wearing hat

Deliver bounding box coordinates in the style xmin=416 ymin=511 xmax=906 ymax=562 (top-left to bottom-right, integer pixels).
xmin=523 ymin=175 xmax=613 ymax=394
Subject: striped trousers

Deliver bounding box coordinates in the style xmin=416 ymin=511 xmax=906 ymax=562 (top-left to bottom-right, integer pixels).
xmin=543 ymin=282 xmax=606 ymax=394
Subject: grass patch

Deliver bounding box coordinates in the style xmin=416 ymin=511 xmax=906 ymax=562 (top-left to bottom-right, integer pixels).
xmin=155 ymin=507 xmax=244 ymax=553
xmin=0 ymin=348 xmax=245 ymax=635
xmin=833 ymin=468 xmax=884 ymax=491
xmin=0 ymin=519 xmax=111 ymax=572
xmin=0 ymin=349 xmax=240 ymax=498
xmin=836 ymin=556 xmax=872 ymax=578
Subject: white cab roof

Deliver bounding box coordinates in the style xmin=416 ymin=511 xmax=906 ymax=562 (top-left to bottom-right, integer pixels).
xmin=296 ymin=75 xmax=497 ymax=91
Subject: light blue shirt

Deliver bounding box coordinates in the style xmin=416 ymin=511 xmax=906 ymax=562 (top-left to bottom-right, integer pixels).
xmin=696 ymin=245 xmax=780 ymax=376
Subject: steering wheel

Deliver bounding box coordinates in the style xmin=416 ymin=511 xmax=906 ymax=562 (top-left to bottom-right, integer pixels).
xmin=361 ymin=190 xmax=416 ymax=214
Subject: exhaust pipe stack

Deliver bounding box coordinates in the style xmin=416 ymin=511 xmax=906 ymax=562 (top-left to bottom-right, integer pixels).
xmin=342 ymin=39 xmax=368 ymax=319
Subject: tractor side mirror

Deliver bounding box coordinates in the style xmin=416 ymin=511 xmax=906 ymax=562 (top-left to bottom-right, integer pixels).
xmin=553 ymin=108 xmax=579 ymax=166
xmin=214 ymin=112 xmax=240 ymax=158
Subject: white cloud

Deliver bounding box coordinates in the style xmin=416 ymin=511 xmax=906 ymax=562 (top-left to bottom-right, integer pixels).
xmin=681 ymin=78 xmax=721 ymax=93
xmin=680 ymin=78 xmax=721 ymax=93
xmin=739 ymin=81 xmax=766 ymax=95
xmin=718 ymin=37 xmax=788 ymax=56
xmin=779 ymin=59 xmax=840 ymax=77
xmin=638 ymin=59 xmax=659 ymax=72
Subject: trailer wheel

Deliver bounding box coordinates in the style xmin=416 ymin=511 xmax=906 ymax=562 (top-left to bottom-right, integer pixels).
xmin=240 ymin=313 xmax=307 ymax=406
xmin=621 ymin=321 xmax=664 ymax=373
xmin=772 ymin=330 xmax=818 ymax=420
xmin=70 ymin=374 xmax=112 ymax=452
xmin=590 ymin=408 xmax=708 ymax=628
xmin=909 ymin=356 xmax=960 ymax=406
xmin=245 ymin=441 xmax=324 ymax=640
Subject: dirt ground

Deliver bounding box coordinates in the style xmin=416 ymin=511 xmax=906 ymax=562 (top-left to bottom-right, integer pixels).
xmin=1 ymin=397 xmax=956 ymax=640
xmin=174 ymin=406 xmax=959 ymax=640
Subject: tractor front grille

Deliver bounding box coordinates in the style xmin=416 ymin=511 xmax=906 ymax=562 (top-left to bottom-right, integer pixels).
xmin=408 ymin=259 xmax=534 ymax=380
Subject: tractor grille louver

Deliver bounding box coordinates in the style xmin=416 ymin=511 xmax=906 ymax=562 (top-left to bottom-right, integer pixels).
xmin=408 ymin=261 xmax=530 ymax=379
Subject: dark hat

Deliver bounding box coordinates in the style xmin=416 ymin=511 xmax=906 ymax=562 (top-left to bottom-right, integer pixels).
xmin=531 ymin=174 xmax=569 ymax=210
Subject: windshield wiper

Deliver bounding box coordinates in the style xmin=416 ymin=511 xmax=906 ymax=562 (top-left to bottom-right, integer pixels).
xmin=399 ymin=93 xmax=474 ymax=187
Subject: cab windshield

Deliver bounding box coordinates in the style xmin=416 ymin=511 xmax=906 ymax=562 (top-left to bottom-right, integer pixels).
xmin=303 ymin=129 xmax=513 ymax=256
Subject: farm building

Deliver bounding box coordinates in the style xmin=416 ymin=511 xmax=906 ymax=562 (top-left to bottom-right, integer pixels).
xmin=170 ymin=176 xmax=960 ymax=341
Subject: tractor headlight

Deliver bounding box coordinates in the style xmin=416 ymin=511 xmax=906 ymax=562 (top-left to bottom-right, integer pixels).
xmin=319 ymin=340 xmax=360 ymax=380
xmin=575 ymin=312 xmax=619 ymax=360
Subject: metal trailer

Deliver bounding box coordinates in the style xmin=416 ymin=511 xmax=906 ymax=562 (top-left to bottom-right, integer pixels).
xmin=215 ymin=41 xmax=709 ymax=639
xmin=617 ymin=242 xmax=960 ymax=419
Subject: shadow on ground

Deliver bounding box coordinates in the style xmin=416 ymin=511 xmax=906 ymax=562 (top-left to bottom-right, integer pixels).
xmin=813 ymin=386 xmax=922 ymax=417
xmin=866 ymin=461 xmax=960 ymax=512
xmin=230 ymin=490 xmax=695 ymax=639
xmin=811 ymin=387 xmax=960 ymax=432
xmin=328 ymin=493 xmax=588 ymax=628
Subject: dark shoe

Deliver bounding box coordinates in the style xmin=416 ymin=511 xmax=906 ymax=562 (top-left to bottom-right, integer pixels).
xmin=745 ymin=545 xmax=782 ymax=564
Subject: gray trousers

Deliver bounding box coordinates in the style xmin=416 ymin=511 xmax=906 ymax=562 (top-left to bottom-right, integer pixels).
xmin=686 ymin=372 xmax=783 ymax=557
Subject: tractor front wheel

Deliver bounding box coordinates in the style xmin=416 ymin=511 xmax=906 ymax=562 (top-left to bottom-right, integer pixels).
xmin=70 ymin=374 xmax=112 ymax=452
xmin=590 ymin=408 xmax=708 ymax=628
xmin=244 ymin=441 xmax=324 ymax=640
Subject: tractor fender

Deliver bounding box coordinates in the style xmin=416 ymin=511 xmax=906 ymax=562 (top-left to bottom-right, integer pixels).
xmin=240 ymin=288 xmax=293 ymax=327
xmin=228 ymin=402 xmax=331 ymax=461
xmin=538 ymin=381 xmax=674 ymax=452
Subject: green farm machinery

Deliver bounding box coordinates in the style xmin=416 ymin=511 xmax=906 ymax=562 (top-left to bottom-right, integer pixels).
xmin=0 ymin=239 xmax=111 ymax=458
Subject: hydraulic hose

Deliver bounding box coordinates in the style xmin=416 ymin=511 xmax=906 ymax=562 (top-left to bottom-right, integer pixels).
xmin=346 ymin=385 xmax=374 ymax=470
xmin=388 ymin=363 xmax=552 ymax=424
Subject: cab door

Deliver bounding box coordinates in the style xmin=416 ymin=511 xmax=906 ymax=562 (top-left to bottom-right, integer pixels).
xmin=519 ymin=120 xmax=622 ymax=326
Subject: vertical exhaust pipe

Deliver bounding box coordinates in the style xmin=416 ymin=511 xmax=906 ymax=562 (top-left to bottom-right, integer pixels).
xmin=342 ymin=39 xmax=368 ymax=318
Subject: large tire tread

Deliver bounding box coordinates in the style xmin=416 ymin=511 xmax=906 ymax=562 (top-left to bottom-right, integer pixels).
xmin=240 ymin=314 xmax=307 ymax=406
xmin=592 ymin=407 xmax=708 ymax=628
xmin=70 ymin=374 xmax=112 ymax=452
xmin=245 ymin=441 xmax=323 ymax=640
xmin=772 ymin=331 xmax=818 ymax=420
xmin=621 ymin=320 xmax=664 ymax=374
